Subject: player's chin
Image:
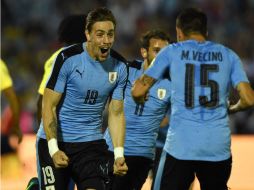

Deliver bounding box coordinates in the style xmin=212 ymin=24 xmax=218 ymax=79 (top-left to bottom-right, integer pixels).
xmin=98 ymin=54 xmax=109 ymax=62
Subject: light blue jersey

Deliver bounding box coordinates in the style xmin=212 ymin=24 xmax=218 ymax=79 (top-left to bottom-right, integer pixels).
xmin=145 ymin=40 xmax=249 ymax=161
xmin=104 ymin=60 xmax=171 ymax=159
xmin=37 ymin=43 xmax=128 ymax=142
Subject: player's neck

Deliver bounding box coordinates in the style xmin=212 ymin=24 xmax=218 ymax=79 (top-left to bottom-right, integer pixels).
xmin=143 ymin=60 xmax=149 ymax=71
xmin=85 ymin=43 xmax=96 ymax=60
xmin=185 ymin=34 xmax=206 ymax=42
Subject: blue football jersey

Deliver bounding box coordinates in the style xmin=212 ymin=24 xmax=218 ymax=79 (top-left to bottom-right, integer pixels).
xmin=145 ymin=40 xmax=249 ymax=161
xmin=104 ymin=60 xmax=171 ymax=159
xmin=37 ymin=43 xmax=128 ymax=142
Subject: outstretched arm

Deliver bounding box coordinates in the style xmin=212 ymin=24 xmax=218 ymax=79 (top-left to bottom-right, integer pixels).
xmin=229 ymin=82 xmax=254 ymax=113
xmin=42 ymin=88 xmax=69 ymax=168
xmin=131 ymin=74 xmax=156 ymax=104
xmin=108 ymin=99 xmax=128 ymax=176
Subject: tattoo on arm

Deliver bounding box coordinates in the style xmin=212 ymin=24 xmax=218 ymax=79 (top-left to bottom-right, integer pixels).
xmin=47 ymin=120 xmax=58 ymax=139
xmin=141 ymin=75 xmax=155 ymax=86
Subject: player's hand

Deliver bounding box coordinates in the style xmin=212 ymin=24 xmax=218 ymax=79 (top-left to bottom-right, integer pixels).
xmin=132 ymin=79 xmax=149 ymax=104
xmin=52 ymin=150 xmax=69 ymax=168
xmin=113 ymin=157 xmax=128 ymax=176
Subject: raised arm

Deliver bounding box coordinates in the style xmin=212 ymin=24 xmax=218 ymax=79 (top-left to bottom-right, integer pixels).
xmin=229 ymin=82 xmax=254 ymax=113
xmin=131 ymin=74 xmax=156 ymax=104
xmin=42 ymin=88 xmax=69 ymax=168
xmin=108 ymin=99 xmax=128 ymax=175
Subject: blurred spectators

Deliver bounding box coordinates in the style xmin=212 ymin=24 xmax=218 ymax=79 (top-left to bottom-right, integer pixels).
xmin=1 ymin=0 xmax=254 ymax=134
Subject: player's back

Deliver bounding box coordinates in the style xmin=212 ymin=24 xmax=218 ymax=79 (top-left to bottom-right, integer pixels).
xmin=169 ymin=40 xmax=234 ymax=125
xmin=160 ymin=40 xmax=248 ymax=161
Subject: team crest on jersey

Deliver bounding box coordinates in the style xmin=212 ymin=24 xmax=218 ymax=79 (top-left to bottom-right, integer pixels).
xmin=157 ymin=88 xmax=166 ymax=100
xmin=109 ymin=72 xmax=117 ymax=83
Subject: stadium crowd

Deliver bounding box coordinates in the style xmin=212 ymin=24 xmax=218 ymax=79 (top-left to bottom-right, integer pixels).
xmin=1 ymin=0 xmax=254 ymax=135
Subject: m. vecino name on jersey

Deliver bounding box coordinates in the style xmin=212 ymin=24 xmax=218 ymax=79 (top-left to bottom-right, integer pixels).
xmin=181 ymin=50 xmax=223 ymax=62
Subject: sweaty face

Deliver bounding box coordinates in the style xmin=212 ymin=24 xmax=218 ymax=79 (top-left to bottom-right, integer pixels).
xmin=86 ymin=21 xmax=115 ymax=62
xmin=147 ymin=38 xmax=168 ymax=65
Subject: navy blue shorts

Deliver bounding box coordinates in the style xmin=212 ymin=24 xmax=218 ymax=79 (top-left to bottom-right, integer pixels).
xmin=153 ymin=151 xmax=232 ymax=190
xmin=37 ymin=138 xmax=110 ymax=190
xmin=107 ymin=151 xmax=153 ymax=190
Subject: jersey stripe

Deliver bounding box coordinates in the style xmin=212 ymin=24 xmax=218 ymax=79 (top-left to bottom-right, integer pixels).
xmin=46 ymin=44 xmax=83 ymax=90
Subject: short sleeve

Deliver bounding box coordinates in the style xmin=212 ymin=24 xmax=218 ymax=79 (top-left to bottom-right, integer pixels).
xmin=111 ymin=62 xmax=128 ymax=100
xmin=145 ymin=46 xmax=171 ymax=80
xmin=38 ymin=49 xmax=62 ymax=95
xmin=230 ymin=50 xmax=249 ymax=88
xmin=46 ymin=53 xmax=69 ymax=93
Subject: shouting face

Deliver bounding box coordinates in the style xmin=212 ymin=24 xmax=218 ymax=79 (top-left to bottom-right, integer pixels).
xmin=86 ymin=21 xmax=115 ymax=62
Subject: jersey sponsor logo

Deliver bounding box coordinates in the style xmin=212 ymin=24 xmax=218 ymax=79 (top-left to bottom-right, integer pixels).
xmin=109 ymin=72 xmax=117 ymax=83
xmin=76 ymin=69 xmax=84 ymax=78
xmin=157 ymin=88 xmax=166 ymax=100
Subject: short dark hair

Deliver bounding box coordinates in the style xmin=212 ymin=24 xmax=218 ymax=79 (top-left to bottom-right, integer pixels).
xmin=140 ymin=29 xmax=171 ymax=50
xmin=58 ymin=14 xmax=87 ymax=44
xmin=176 ymin=8 xmax=207 ymax=37
xmin=86 ymin=7 xmax=116 ymax=32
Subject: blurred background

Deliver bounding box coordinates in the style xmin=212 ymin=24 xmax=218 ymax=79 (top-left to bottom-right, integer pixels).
xmin=1 ymin=0 xmax=254 ymax=134
xmin=1 ymin=0 xmax=254 ymax=190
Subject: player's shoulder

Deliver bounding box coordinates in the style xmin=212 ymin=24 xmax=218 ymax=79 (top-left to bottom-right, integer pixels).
xmin=207 ymin=41 xmax=239 ymax=60
xmin=60 ymin=43 xmax=84 ymax=60
xmin=53 ymin=43 xmax=84 ymax=67
xmin=44 ymin=48 xmax=63 ymax=68
xmin=159 ymin=78 xmax=171 ymax=88
xmin=166 ymin=41 xmax=182 ymax=49
xmin=128 ymin=59 xmax=143 ymax=70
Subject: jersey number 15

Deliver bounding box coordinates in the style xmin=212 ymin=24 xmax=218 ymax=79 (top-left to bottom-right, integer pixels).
xmin=185 ymin=64 xmax=219 ymax=108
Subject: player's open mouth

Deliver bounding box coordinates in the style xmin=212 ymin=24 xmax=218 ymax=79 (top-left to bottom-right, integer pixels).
xmin=100 ymin=47 xmax=109 ymax=53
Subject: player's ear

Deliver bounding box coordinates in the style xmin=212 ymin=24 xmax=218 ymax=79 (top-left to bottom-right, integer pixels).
xmin=141 ymin=48 xmax=148 ymax=59
xmin=85 ymin=30 xmax=91 ymax=42
xmin=176 ymin=27 xmax=184 ymax=41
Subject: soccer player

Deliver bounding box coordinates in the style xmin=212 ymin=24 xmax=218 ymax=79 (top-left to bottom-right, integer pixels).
xmin=26 ymin=14 xmax=87 ymax=190
xmin=1 ymin=59 xmax=22 ymax=154
xmin=132 ymin=8 xmax=254 ymax=190
xmin=36 ymin=7 xmax=128 ymax=190
xmin=104 ymin=29 xmax=171 ymax=190
xmin=36 ymin=14 xmax=87 ymax=126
